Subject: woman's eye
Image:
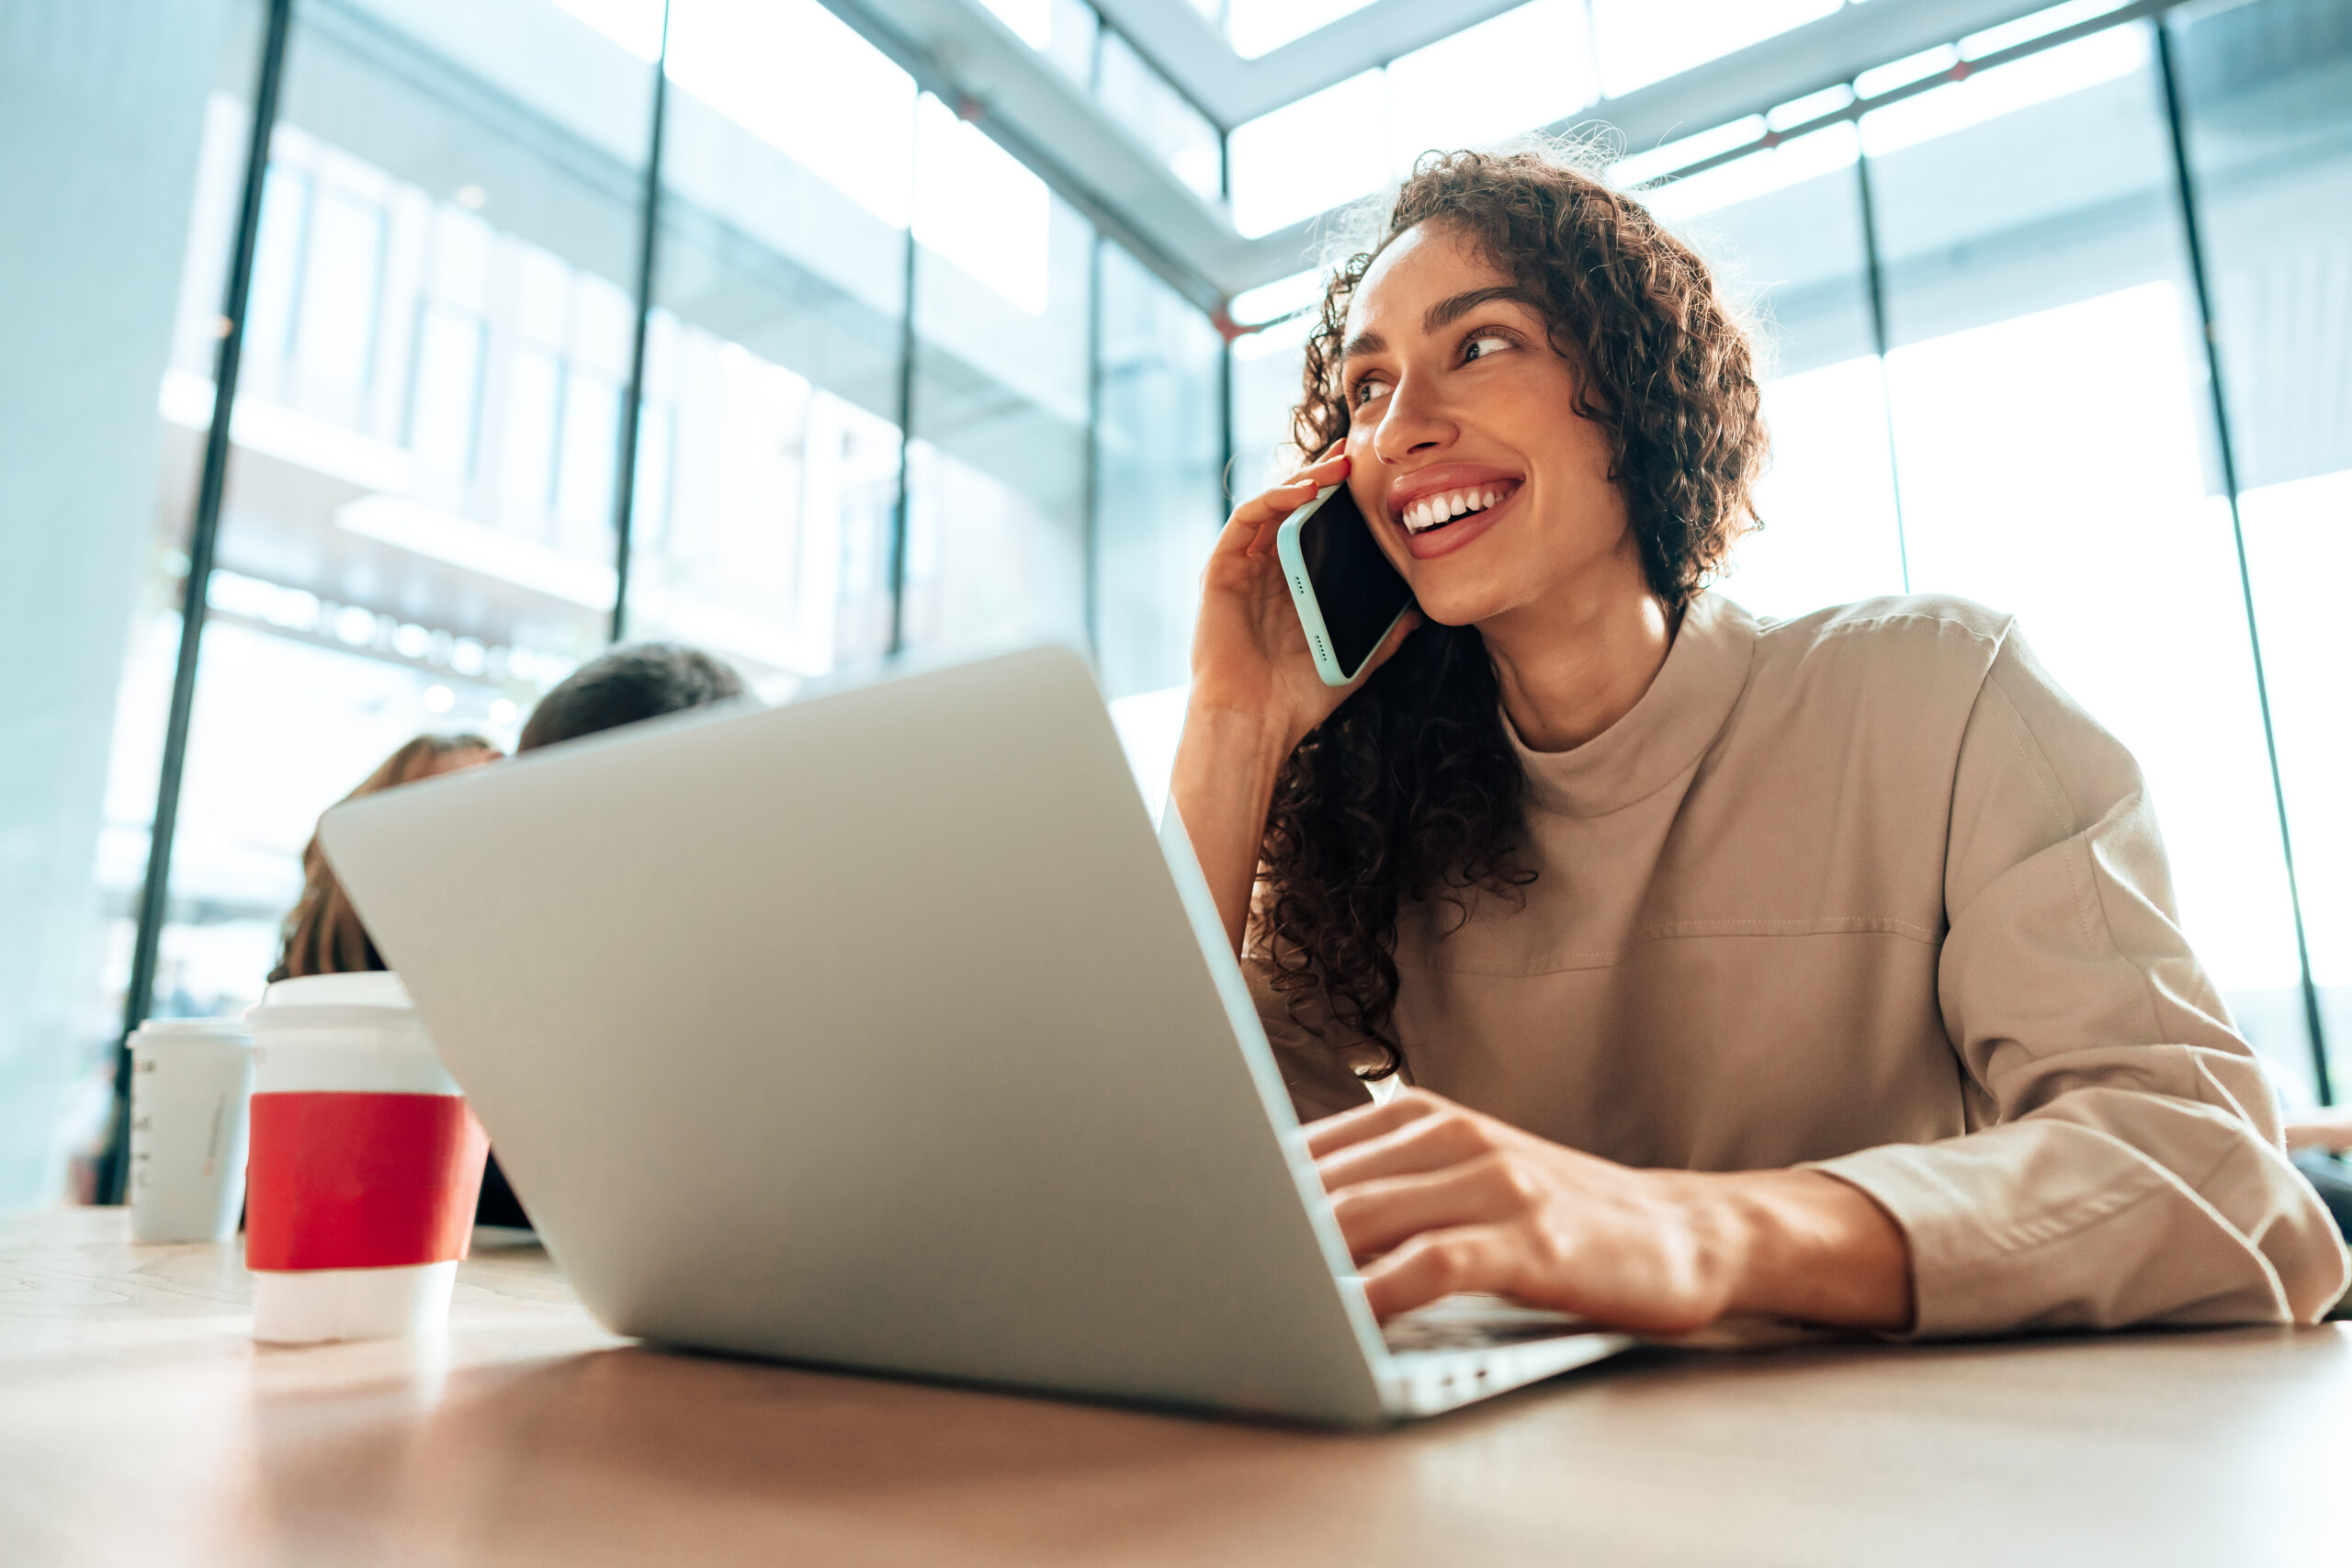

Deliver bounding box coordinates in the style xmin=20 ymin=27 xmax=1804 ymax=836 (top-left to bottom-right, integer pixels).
xmin=1463 ymin=333 xmax=1512 ymax=363
xmin=1351 ymin=378 xmax=1387 ymax=408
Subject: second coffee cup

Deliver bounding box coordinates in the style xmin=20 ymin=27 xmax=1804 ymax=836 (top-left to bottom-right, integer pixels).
xmin=244 ymin=972 xmax=489 ymax=1343
xmin=128 ymin=1017 xmax=255 ymax=1244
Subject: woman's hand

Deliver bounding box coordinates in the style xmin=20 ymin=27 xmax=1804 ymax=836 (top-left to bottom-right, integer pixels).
xmin=1310 ymin=1089 xmax=1915 ymax=1335
xmin=1187 ymin=450 xmax=1416 ymax=752
xmin=1170 ymin=451 xmax=1419 ymax=953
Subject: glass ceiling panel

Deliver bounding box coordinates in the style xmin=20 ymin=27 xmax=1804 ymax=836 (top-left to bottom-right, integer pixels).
xmin=1226 ymin=0 xmax=1875 ymax=244
xmin=1589 ymin=0 xmax=1843 ymax=98
xmin=1228 ymin=68 xmax=1388 ymax=237
xmin=1387 ymin=0 xmax=1596 ymax=178
xmin=1228 ymin=0 xmax=1377 ymax=61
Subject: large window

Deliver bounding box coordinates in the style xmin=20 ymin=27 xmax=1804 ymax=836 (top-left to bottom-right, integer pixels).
xmin=1652 ymin=121 xmax=1903 ymax=618
xmin=2171 ymin=0 xmax=2352 ymax=1095
xmin=633 ymin=0 xmax=913 ymax=682
xmin=117 ymin=0 xmax=656 ymax=1073
xmin=902 ymin=95 xmax=1095 ymax=660
xmin=14 ymin=0 xmax=1235 ymax=1206
xmin=1860 ymin=24 xmax=2312 ymax=1094
xmin=1093 ymin=243 xmax=1227 ymax=701
xmin=1098 ymin=28 xmax=1224 ymax=206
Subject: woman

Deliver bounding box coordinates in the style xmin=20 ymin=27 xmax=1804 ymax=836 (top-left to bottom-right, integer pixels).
xmin=1174 ymin=148 xmax=2346 ymax=1337
xmin=271 ymin=733 xmax=501 ymax=981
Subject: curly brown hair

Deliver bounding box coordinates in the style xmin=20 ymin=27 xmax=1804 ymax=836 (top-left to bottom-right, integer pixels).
xmin=1254 ymin=147 xmax=1770 ymax=1078
xmin=270 ymin=732 xmax=500 ymax=982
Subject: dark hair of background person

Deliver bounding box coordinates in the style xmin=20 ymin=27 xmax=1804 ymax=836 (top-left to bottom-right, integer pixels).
xmin=516 ymin=641 xmax=747 ymax=752
xmin=1256 ymin=147 xmax=1771 ymax=1079
xmin=268 ymin=732 xmax=501 ymax=984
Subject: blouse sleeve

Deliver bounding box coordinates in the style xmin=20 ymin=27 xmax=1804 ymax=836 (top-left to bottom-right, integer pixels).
xmin=1811 ymin=628 xmax=2348 ymax=1335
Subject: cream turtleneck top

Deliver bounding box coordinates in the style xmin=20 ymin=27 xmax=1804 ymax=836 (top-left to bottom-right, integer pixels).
xmin=1250 ymin=592 xmax=2348 ymax=1336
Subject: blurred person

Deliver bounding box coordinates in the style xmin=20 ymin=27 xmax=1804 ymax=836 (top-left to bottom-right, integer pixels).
xmin=1174 ymin=145 xmax=2347 ymax=1339
xmin=271 ymin=647 xmax=743 ymax=983
xmin=517 ymin=642 xmax=746 ymax=753
xmin=271 ymin=733 xmax=501 ymax=981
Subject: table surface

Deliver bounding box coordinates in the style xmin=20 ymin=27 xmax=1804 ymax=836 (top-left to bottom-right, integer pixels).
xmin=6 ymin=1208 xmax=2348 ymax=1568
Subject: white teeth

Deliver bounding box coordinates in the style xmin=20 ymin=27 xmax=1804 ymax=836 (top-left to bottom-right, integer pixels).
xmin=1401 ymin=484 xmax=1515 ymax=531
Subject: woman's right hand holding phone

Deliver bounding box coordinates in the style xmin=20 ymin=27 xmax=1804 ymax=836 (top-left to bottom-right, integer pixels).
xmin=1172 ymin=450 xmax=1419 ymax=953
xmin=1188 ymin=451 xmax=1360 ymax=752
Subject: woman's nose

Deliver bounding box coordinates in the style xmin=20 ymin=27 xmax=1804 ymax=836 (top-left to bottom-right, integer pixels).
xmin=1370 ymin=376 xmax=1454 ymax=465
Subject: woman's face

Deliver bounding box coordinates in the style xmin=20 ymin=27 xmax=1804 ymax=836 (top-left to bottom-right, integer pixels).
xmin=1338 ymin=221 xmax=1634 ymax=630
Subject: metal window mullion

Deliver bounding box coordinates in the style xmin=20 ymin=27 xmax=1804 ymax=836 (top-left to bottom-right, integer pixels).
xmin=609 ymin=0 xmax=673 ymax=644
xmin=1084 ymin=236 xmax=1105 ymax=662
xmin=2154 ymin=19 xmax=2333 ymax=1106
xmin=888 ymin=125 xmax=920 ymax=659
xmin=1851 ymin=144 xmax=1913 ymax=596
xmin=96 ymin=0 xmax=298 ymax=1206
xmin=1217 ymin=121 xmax=1235 ymax=517
xmin=1081 ymin=22 xmax=1107 ymax=666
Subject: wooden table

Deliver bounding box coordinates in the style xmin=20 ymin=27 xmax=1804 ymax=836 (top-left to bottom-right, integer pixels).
xmin=6 ymin=1208 xmax=2347 ymax=1567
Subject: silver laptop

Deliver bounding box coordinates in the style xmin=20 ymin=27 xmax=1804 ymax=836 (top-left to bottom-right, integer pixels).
xmin=321 ymin=646 xmax=1632 ymax=1424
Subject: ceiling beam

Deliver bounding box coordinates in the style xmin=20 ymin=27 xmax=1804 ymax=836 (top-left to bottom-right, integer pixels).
xmin=815 ymin=0 xmax=1250 ymax=314
xmin=1224 ymin=0 xmax=2149 ymax=295
xmin=824 ymin=0 xmax=2165 ymax=311
xmin=1088 ymin=0 xmax=1530 ymax=130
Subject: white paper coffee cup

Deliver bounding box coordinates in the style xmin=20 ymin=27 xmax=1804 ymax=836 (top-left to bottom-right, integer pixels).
xmin=128 ymin=1019 xmax=256 ymax=1245
xmin=245 ymin=973 xmax=487 ymax=1344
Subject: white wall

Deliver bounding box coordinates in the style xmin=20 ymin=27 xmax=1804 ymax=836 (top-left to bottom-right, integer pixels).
xmin=0 ymin=0 xmax=233 ymax=1204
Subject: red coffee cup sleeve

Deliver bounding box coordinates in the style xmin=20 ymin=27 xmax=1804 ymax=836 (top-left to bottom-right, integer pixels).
xmin=245 ymin=1093 xmax=491 ymax=1270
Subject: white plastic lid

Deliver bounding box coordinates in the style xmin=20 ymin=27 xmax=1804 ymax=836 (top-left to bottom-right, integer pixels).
xmin=254 ymin=972 xmax=414 ymax=1013
xmin=247 ymin=970 xmax=455 ymax=1095
xmin=130 ymin=1016 xmax=254 ymax=1044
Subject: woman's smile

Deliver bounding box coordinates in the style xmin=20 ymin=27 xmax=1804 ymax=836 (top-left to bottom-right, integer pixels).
xmin=1385 ymin=464 xmax=1525 ymax=560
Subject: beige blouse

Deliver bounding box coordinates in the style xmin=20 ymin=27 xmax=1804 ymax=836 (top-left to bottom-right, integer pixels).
xmin=1251 ymin=592 xmax=2349 ymax=1336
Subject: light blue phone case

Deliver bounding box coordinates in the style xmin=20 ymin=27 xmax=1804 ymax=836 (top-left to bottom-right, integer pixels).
xmin=1274 ymin=485 xmax=1412 ymax=689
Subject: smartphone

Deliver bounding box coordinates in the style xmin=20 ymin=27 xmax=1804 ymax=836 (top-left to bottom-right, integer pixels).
xmin=1275 ymin=483 xmax=1416 ymax=688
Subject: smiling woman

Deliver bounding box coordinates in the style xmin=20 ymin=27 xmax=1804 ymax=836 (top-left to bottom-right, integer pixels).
xmin=1166 ymin=145 xmax=2348 ymax=1338
xmin=1267 ymin=154 xmax=1770 ymax=1065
